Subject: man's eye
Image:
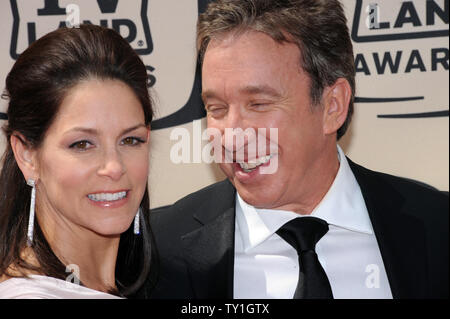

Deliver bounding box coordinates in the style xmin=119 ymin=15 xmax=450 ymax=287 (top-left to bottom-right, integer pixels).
xmin=207 ymin=106 xmax=226 ymax=117
xmin=250 ymin=102 xmax=269 ymax=108
xmin=69 ymin=140 xmax=93 ymax=150
xmin=121 ymin=137 xmax=145 ymax=145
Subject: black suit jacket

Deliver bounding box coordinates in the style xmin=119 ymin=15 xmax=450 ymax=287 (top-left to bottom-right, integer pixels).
xmin=142 ymin=159 xmax=448 ymax=299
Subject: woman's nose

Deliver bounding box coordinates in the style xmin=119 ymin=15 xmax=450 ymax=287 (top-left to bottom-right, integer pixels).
xmin=96 ymin=148 xmax=126 ymax=180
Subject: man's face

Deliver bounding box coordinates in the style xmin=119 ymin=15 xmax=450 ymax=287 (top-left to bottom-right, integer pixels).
xmin=202 ymin=31 xmax=334 ymax=213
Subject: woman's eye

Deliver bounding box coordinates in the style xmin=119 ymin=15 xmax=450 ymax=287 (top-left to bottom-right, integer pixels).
xmin=121 ymin=137 xmax=145 ymax=146
xmin=69 ymin=140 xmax=93 ymax=151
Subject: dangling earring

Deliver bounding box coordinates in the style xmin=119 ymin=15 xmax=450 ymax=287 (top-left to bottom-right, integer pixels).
xmin=134 ymin=207 xmax=141 ymax=235
xmin=26 ymin=179 xmax=36 ymax=246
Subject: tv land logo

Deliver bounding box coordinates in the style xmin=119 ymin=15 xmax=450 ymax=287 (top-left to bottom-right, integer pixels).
xmin=9 ymin=0 xmax=157 ymax=94
xmin=353 ymin=0 xmax=449 ymax=119
xmin=354 ymin=0 xmax=448 ymax=42
xmin=9 ymin=0 xmax=152 ymax=59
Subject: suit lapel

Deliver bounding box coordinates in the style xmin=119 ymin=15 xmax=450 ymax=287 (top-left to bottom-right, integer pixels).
xmin=348 ymin=159 xmax=428 ymax=298
xmin=181 ymin=181 xmax=236 ymax=299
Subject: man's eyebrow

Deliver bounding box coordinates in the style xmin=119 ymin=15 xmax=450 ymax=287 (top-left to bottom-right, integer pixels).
xmin=239 ymin=85 xmax=281 ymax=98
xmin=201 ymin=90 xmax=219 ymax=102
xmin=202 ymin=85 xmax=281 ymax=101
xmin=64 ymin=124 xmax=147 ymax=136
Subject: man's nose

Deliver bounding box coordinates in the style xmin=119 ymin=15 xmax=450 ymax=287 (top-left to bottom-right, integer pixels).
xmin=219 ymin=107 xmax=259 ymax=161
xmin=221 ymin=106 xmax=244 ymax=150
xmin=96 ymin=148 xmax=126 ymax=180
xmin=224 ymin=105 xmax=243 ymax=130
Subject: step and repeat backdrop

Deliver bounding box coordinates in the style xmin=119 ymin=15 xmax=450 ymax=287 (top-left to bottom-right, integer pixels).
xmin=0 ymin=0 xmax=448 ymax=208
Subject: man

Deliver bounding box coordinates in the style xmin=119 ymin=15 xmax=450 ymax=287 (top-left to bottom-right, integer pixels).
xmin=144 ymin=0 xmax=448 ymax=299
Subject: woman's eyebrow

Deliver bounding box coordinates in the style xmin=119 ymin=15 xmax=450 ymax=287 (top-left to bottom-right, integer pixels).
xmin=63 ymin=124 xmax=147 ymax=136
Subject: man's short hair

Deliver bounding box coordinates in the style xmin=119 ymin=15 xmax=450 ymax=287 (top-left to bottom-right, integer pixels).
xmin=197 ymin=0 xmax=355 ymax=140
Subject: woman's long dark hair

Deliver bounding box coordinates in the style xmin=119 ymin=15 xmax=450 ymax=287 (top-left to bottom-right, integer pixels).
xmin=0 ymin=24 xmax=154 ymax=297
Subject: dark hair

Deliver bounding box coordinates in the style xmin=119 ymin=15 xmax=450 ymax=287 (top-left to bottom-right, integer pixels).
xmin=0 ymin=24 xmax=154 ymax=297
xmin=197 ymin=0 xmax=355 ymax=139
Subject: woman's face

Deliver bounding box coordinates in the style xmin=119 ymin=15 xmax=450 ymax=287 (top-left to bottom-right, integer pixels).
xmin=34 ymin=79 xmax=150 ymax=237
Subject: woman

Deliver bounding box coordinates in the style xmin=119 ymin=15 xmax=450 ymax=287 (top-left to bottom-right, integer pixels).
xmin=0 ymin=24 xmax=154 ymax=298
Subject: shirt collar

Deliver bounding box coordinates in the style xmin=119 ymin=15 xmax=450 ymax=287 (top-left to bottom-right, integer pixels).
xmin=235 ymin=145 xmax=374 ymax=253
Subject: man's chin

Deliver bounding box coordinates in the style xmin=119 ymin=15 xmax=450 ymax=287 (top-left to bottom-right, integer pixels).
xmin=219 ymin=163 xmax=283 ymax=206
xmin=233 ymin=182 xmax=279 ymax=209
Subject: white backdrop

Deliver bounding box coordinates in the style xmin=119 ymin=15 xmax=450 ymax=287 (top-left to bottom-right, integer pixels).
xmin=0 ymin=0 xmax=448 ymax=208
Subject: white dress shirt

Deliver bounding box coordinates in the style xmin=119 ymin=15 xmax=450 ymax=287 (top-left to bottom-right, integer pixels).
xmin=233 ymin=145 xmax=393 ymax=299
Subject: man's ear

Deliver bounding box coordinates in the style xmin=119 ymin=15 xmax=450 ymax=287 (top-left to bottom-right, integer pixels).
xmin=322 ymin=78 xmax=351 ymax=136
xmin=10 ymin=133 xmax=38 ymax=182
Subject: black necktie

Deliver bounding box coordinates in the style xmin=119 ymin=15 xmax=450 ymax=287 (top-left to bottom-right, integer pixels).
xmin=276 ymin=216 xmax=334 ymax=299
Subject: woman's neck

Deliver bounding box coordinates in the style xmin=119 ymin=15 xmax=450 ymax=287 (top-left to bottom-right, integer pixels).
xmin=37 ymin=210 xmax=121 ymax=293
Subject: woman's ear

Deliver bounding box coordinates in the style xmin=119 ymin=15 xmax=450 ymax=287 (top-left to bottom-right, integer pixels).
xmin=322 ymin=78 xmax=352 ymax=136
xmin=10 ymin=133 xmax=38 ymax=182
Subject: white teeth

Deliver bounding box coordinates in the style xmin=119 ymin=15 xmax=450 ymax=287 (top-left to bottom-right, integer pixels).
xmin=239 ymin=155 xmax=272 ymax=172
xmin=88 ymin=191 xmax=127 ymax=202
